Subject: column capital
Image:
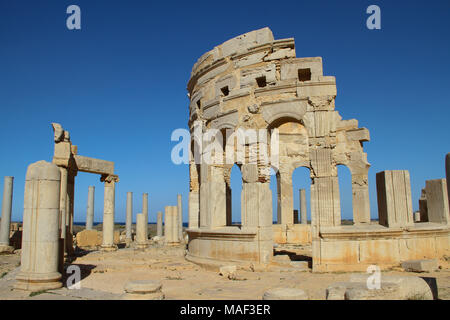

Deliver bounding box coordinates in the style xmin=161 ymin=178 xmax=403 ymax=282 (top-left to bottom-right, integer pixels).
xmin=100 ymin=174 xmax=119 ymax=183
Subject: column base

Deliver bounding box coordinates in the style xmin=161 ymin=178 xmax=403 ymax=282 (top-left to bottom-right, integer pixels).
xmin=14 ymin=271 xmax=62 ymax=292
xmin=100 ymin=244 xmax=118 ymax=252
xmin=0 ymin=245 xmax=15 ymax=254
xmin=135 ymin=242 xmax=148 ymax=250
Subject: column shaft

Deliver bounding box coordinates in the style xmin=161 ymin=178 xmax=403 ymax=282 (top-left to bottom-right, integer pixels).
xmin=177 ymin=194 xmax=183 ymax=241
xmin=0 ymin=176 xmax=13 ymax=247
xmin=299 ymin=188 xmax=307 ymax=224
xmin=101 ymin=176 xmax=118 ymax=251
xmin=156 ymin=211 xmax=163 ymax=237
xmin=86 ymin=186 xmax=95 ymax=230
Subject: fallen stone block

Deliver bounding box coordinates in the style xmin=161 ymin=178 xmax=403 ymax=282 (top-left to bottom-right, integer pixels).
xmin=219 ymin=265 xmax=237 ymax=279
xmin=263 ymin=288 xmax=309 ymax=300
xmin=326 ymin=274 xmax=434 ymax=300
xmin=401 ymin=259 xmax=438 ymax=273
xmin=122 ymin=280 xmax=164 ymax=300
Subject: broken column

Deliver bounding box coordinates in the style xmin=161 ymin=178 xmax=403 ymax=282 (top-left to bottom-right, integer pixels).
xmin=177 ymin=194 xmax=183 ymax=241
xmin=15 ymin=161 xmax=63 ymax=291
xmin=425 ymin=179 xmax=449 ymax=224
xmin=157 ymin=211 xmax=163 ymax=237
xmin=125 ymin=192 xmax=133 ymax=246
xmin=135 ymin=213 xmax=148 ymax=249
xmin=100 ymin=174 xmax=119 ymax=251
xmin=142 ymin=193 xmax=148 ymax=243
xmin=376 ymin=170 xmax=414 ymax=227
xmin=86 ymin=186 xmax=95 ymax=230
xmin=0 ymin=176 xmax=14 ymax=253
xmin=299 ymin=188 xmax=307 ymax=224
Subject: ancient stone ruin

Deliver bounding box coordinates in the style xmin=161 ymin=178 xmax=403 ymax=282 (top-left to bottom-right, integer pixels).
xmin=185 ymin=27 xmax=450 ymax=272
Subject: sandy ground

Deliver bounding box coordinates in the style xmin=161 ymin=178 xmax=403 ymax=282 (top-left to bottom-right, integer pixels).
xmin=1 ymin=242 xmax=448 ymax=300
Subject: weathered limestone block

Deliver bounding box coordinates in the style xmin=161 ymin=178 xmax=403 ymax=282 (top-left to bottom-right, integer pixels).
xmin=311 ymin=176 xmax=341 ymax=227
xmin=345 ymin=128 xmax=370 ymax=142
xmin=0 ymin=176 xmax=14 ymax=253
xmin=76 ymin=230 xmax=100 ymax=249
xmin=425 ymin=179 xmax=449 ymax=224
xmin=220 ymin=27 xmax=274 ymax=57
xmin=261 ymin=99 xmax=307 ymax=125
xmin=15 ymin=161 xmax=63 ymax=292
xmin=240 ymin=64 xmax=276 ymax=88
xmin=401 ymin=259 xmax=438 ymax=273
xmin=326 ymin=274 xmax=434 ymax=300
xmin=122 ymin=280 xmax=164 ymax=300
xmin=263 ymin=288 xmax=309 ymax=300
xmin=376 ymin=170 xmax=414 ymax=228
xmin=280 ymin=57 xmax=323 ymax=81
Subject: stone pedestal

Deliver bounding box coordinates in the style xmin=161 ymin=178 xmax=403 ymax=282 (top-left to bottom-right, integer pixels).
xmin=156 ymin=211 xmax=163 ymax=237
xmin=100 ymin=175 xmax=118 ymax=252
xmin=15 ymin=161 xmax=62 ymax=292
xmin=86 ymin=186 xmax=95 ymax=230
xmin=376 ymin=170 xmax=413 ymax=227
xmin=263 ymin=288 xmax=309 ymax=300
xmin=125 ymin=192 xmax=133 ymax=246
xmin=425 ymin=179 xmax=449 ymax=224
xmin=135 ymin=213 xmax=148 ymax=250
xmin=0 ymin=176 xmax=14 ymax=253
xmin=122 ymin=280 xmax=164 ymax=300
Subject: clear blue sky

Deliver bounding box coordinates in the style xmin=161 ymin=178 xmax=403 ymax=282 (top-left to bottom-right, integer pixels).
xmin=0 ymin=0 xmax=449 ymax=224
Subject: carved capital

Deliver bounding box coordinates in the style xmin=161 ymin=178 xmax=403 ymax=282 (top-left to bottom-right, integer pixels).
xmin=101 ymin=174 xmax=119 ymax=183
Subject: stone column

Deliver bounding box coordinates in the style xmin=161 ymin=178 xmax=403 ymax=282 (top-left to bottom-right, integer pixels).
xmin=279 ymin=170 xmax=294 ymax=225
xmin=446 ymin=153 xmax=450 ymax=215
xmin=58 ymin=168 xmax=67 ymax=272
xmin=172 ymin=206 xmax=179 ymax=244
xmin=351 ymin=174 xmax=371 ymax=224
xmin=15 ymin=161 xmax=62 ymax=292
xmin=241 ymin=164 xmax=273 ymax=265
xmin=299 ymin=188 xmax=307 ymax=224
xmin=177 ymin=194 xmax=183 ymax=242
xmin=188 ymin=191 xmax=199 ymax=229
xmin=0 ymin=176 xmax=14 ymax=252
xmin=125 ymin=192 xmax=133 ymax=246
xmin=142 ymin=193 xmax=148 ymax=242
xmin=101 ymin=174 xmax=119 ymax=251
xmin=135 ymin=213 xmax=148 ymax=249
xmin=156 ymin=211 xmax=163 ymax=237
xmin=86 ymin=186 xmax=95 ymax=230
xmin=164 ymin=206 xmax=173 ymax=244
xmin=65 ymin=171 xmax=76 ymax=255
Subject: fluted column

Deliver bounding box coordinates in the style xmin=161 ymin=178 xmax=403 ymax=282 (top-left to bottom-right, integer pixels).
xmin=101 ymin=174 xmax=119 ymax=251
xmin=0 ymin=176 xmax=14 ymax=252
xmin=135 ymin=213 xmax=148 ymax=249
xmin=86 ymin=186 xmax=95 ymax=230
